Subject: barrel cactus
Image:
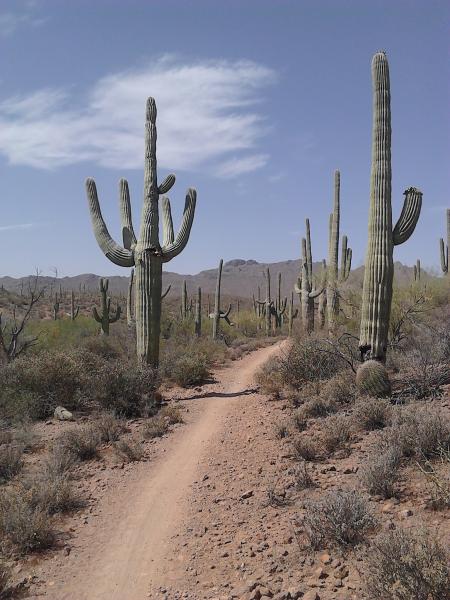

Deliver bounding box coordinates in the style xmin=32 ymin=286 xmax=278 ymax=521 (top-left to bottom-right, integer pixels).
xmin=86 ymin=97 xmax=197 ymax=366
xmin=358 ymin=52 xmax=422 ymax=395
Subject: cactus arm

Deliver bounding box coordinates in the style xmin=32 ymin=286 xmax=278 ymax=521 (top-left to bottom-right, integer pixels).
xmin=309 ymin=286 xmax=324 ymax=299
xmin=221 ymin=304 xmax=232 ymax=319
xmin=161 ymin=284 xmax=171 ymax=300
xmin=158 ymin=174 xmax=176 ymax=195
xmin=92 ymin=306 xmax=102 ymax=323
xmin=161 ymin=196 xmax=175 ymax=247
xmin=119 ymin=179 xmax=137 ymax=250
xmin=294 ymin=278 xmax=301 ymax=295
xmin=86 ymin=178 xmax=134 ymax=267
xmin=392 ymin=187 xmax=423 ymax=246
xmin=440 ymin=238 xmax=448 ymax=273
xmin=161 ymin=189 xmax=197 ymax=262
xmin=279 ymin=297 xmax=287 ymax=316
xmin=109 ymin=305 xmax=121 ymax=323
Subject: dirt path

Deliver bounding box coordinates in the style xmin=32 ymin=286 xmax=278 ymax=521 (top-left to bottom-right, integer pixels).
xmin=30 ymin=341 xmax=285 ymax=600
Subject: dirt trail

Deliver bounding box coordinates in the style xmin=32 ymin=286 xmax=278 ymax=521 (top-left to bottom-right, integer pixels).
xmin=33 ymin=341 xmax=285 ymax=600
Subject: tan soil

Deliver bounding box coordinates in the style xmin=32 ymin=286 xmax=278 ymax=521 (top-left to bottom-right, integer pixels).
xmin=17 ymin=343 xmax=450 ymax=600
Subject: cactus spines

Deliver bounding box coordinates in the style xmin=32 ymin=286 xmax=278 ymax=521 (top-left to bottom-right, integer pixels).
xmin=358 ymin=52 xmax=422 ymax=388
xmin=127 ymin=268 xmax=134 ymax=327
xmin=355 ymin=360 xmax=391 ymax=398
xmin=439 ymin=208 xmax=450 ymax=275
xmin=69 ymin=291 xmax=80 ymax=321
xmin=210 ymin=259 xmax=233 ymax=340
xmin=414 ymin=259 xmax=421 ymax=282
xmin=86 ymin=97 xmax=196 ymax=366
xmin=294 ymin=220 xmax=323 ymax=333
xmin=287 ymin=292 xmax=298 ymax=337
xmin=195 ymin=287 xmax=202 ymax=337
xmin=93 ymin=278 xmax=121 ymax=335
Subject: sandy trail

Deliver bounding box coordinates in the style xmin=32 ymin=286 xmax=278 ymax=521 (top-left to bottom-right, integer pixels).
xmin=35 ymin=341 xmax=284 ymax=600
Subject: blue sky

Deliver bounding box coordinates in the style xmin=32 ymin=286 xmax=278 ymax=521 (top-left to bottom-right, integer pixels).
xmin=0 ymin=0 xmax=448 ymax=277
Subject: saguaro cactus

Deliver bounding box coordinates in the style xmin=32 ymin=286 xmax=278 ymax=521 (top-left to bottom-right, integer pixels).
xmin=210 ymin=259 xmax=232 ymax=340
xmin=358 ymin=52 xmax=422 ymax=395
xmin=127 ymin=268 xmax=134 ymax=327
xmin=413 ymin=260 xmax=421 ymax=282
xmin=181 ymin=280 xmax=190 ymax=319
xmin=295 ymin=220 xmax=324 ymax=333
xmin=287 ymin=292 xmax=298 ymax=337
xmin=195 ymin=287 xmax=202 ymax=337
xmin=439 ymin=209 xmax=450 ymax=275
xmin=317 ymin=259 xmax=327 ymax=329
xmin=53 ymin=293 xmax=60 ymax=321
xmin=86 ymin=97 xmax=196 ymax=366
xmin=257 ymin=267 xmax=275 ymax=336
xmin=68 ymin=291 xmax=80 ymax=321
xmin=93 ymin=278 xmax=121 ymax=335
xmin=327 ymin=171 xmax=352 ymax=329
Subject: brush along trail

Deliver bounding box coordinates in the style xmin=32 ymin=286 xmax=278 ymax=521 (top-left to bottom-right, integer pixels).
xmin=30 ymin=341 xmax=290 ymax=600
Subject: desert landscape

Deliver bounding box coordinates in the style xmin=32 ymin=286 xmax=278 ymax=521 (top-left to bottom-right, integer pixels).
xmin=0 ymin=2 xmax=449 ymax=599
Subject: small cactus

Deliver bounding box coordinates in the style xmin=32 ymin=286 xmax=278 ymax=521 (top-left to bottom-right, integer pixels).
xmin=439 ymin=209 xmax=449 ymax=275
xmin=210 ymin=259 xmax=233 ymax=340
xmin=92 ymin=278 xmax=121 ymax=335
xmin=294 ymin=219 xmax=323 ymax=333
xmin=68 ymin=290 xmax=80 ymax=321
xmin=195 ymin=287 xmax=202 ymax=337
xmin=358 ymin=52 xmax=422 ymax=394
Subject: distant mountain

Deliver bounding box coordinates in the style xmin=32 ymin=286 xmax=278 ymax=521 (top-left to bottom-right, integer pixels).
xmin=0 ymin=259 xmax=434 ymax=301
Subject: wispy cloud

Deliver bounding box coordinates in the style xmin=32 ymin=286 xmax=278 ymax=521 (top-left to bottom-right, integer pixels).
xmin=0 ymin=56 xmax=276 ymax=177
xmin=0 ymin=223 xmax=39 ymax=231
xmin=0 ymin=2 xmax=46 ymax=37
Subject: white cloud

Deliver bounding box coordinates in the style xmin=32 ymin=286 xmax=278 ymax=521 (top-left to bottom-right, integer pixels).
xmin=0 ymin=57 xmax=276 ymax=177
xmin=0 ymin=3 xmax=46 ymax=37
xmin=0 ymin=223 xmax=38 ymax=231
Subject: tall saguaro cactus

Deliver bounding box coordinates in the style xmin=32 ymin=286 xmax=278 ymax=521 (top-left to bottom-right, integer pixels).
xmin=86 ymin=97 xmax=197 ymax=366
xmin=439 ymin=209 xmax=450 ymax=275
xmin=358 ymin=52 xmax=422 ymax=395
xmin=327 ymin=170 xmax=352 ymax=329
xmin=195 ymin=287 xmax=202 ymax=337
xmin=413 ymin=260 xmax=421 ymax=282
xmin=295 ymin=220 xmax=323 ymax=333
xmin=287 ymin=292 xmax=298 ymax=337
xmin=69 ymin=291 xmax=80 ymax=321
xmin=210 ymin=259 xmax=232 ymax=340
xmin=258 ymin=267 xmax=274 ymax=336
xmin=93 ymin=278 xmax=121 ymax=335
xmin=317 ymin=259 xmax=327 ymax=329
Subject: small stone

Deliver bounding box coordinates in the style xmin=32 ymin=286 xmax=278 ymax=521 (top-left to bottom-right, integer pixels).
xmin=241 ymin=490 xmax=254 ymax=500
xmin=54 ymin=406 xmax=73 ymax=421
xmin=320 ymin=552 xmax=332 ymax=565
xmin=399 ymin=509 xmax=413 ymax=519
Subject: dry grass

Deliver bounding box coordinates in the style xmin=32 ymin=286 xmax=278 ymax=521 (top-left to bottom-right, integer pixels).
xmin=142 ymin=415 xmax=169 ymax=440
xmin=113 ymin=438 xmax=144 ymax=462
xmin=292 ymin=437 xmax=319 ymax=462
xmin=95 ymin=412 xmax=126 ymax=443
xmin=293 ymin=461 xmax=315 ymax=490
xmin=365 ymin=528 xmax=450 ymax=600
xmin=54 ymin=426 xmax=101 ymax=462
xmin=353 ymin=396 xmax=391 ymax=430
xmin=303 ymin=489 xmax=376 ymax=549
xmin=0 ymin=444 xmax=24 ymax=483
xmin=360 ymin=448 xmax=401 ymax=499
xmin=159 ymin=405 xmax=184 ymax=425
xmin=322 ymin=414 xmax=353 ymax=454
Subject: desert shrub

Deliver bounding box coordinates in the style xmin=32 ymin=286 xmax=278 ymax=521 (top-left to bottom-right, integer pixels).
xmin=414 ymin=409 xmax=450 ymax=459
xmin=365 ymin=528 xmax=450 ymax=600
xmin=158 ymin=405 xmax=184 ymax=425
xmin=0 ymin=560 xmax=12 ymax=599
xmin=113 ymin=438 xmax=144 ymax=462
xmin=303 ymin=395 xmax=337 ymax=418
xmin=81 ymin=335 xmax=122 ymax=360
xmin=419 ymin=450 xmax=450 ymax=509
xmin=142 ymin=416 xmax=169 ymax=440
xmin=160 ymin=344 xmax=210 ymax=387
xmin=303 ymin=490 xmax=376 ymax=549
xmin=10 ymin=425 xmax=41 ymax=453
xmin=353 ymin=397 xmax=391 ymax=430
xmin=322 ymin=414 xmax=353 ymax=454
xmin=95 ymin=412 xmax=126 ymax=443
xmin=274 ymin=422 xmax=289 ymax=439
xmin=255 ymin=357 xmax=284 ymax=397
xmin=360 ymin=448 xmax=401 ymax=498
xmin=294 ymin=461 xmax=315 ymax=490
xmin=320 ymin=370 xmax=358 ymax=406
xmin=279 ymin=337 xmax=349 ymax=389
xmin=0 ymin=444 xmax=24 ymax=483
xmin=292 ymin=410 xmax=307 ymax=431
xmin=0 ymin=488 xmax=55 ymax=553
xmin=90 ymin=362 xmax=159 ymax=417
xmin=54 ymin=427 xmax=100 ymax=462
xmin=292 ymin=437 xmax=318 ymax=462
xmin=26 ymin=473 xmax=82 ymax=515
